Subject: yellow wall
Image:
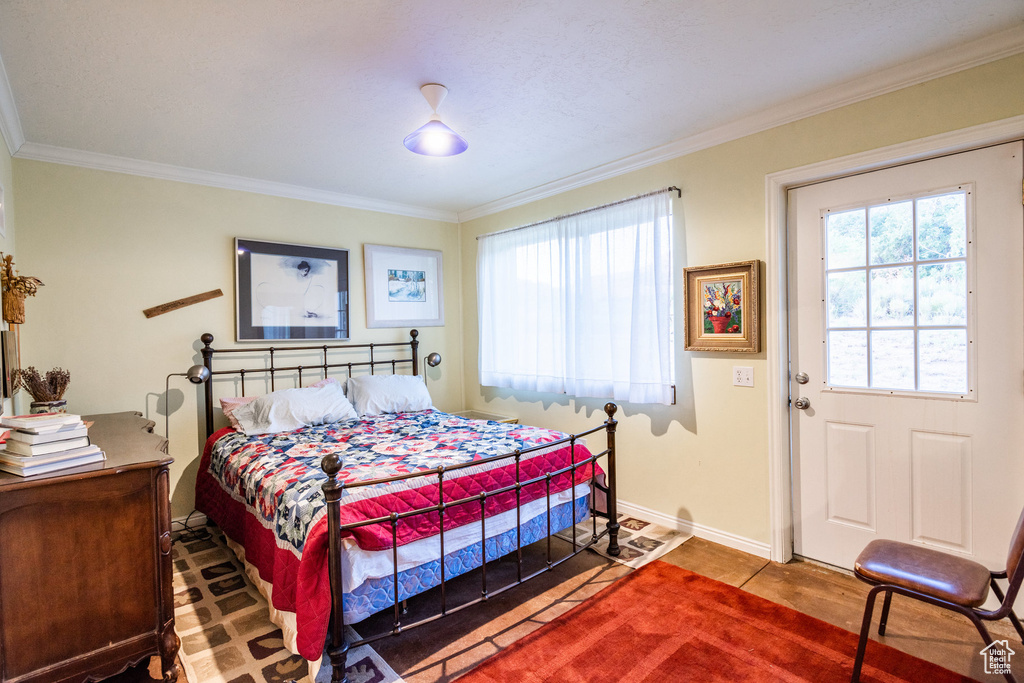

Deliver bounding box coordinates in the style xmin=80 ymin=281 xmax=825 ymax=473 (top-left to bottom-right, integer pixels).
xmin=12 ymin=163 xmax=462 ymax=517
xmin=459 ymin=53 xmax=1024 ymax=546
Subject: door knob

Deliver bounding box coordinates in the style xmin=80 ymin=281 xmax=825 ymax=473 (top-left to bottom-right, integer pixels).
xmin=794 ymin=372 xmax=809 ymax=384
xmin=794 ymin=396 xmax=811 ymax=410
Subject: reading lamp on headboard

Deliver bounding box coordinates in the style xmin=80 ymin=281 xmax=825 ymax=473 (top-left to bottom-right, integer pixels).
xmin=424 ymin=352 xmax=442 ymax=389
xmin=164 ymin=365 xmax=211 ymax=438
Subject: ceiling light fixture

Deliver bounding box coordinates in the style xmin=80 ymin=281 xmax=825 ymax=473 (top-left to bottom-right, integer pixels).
xmin=403 ymin=84 xmax=468 ymax=157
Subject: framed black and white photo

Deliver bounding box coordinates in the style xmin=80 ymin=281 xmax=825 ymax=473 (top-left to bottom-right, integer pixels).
xmin=235 ymin=238 xmax=349 ymax=341
xmin=364 ymin=244 xmax=444 ymax=328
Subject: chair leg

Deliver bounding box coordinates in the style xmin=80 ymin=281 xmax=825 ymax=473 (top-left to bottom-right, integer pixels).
xmin=878 ymin=590 xmax=893 ymax=636
xmin=1008 ymin=609 xmax=1024 ymax=642
xmin=852 ymin=586 xmax=884 ymax=683
xmin=966 ymin=611 xmax=1017 ymax=683
xmin=990 ymin=580 xmax=1024 ymax=641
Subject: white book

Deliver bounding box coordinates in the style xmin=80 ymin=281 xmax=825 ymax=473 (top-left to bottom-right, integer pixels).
xmin=0 ymin=413 xmax=82 ymax=433
xmin=4 ymin=436 xmax=91 ymax=457
xmin=0 ymin=444 xmax=104 ymax=466
xmin=0 ymin=450 xmax=105 ymax=477
xmin=9 ymin=424 xmax=88 ymax=445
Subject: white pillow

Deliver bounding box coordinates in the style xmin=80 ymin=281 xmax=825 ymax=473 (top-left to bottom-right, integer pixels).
xmin=347 ymin=375 xmax=432 ymax=416
xmin=232 ymin=381 xmax=358 ymax=435
xmin=220 ymin=377 xmax=343 ymax=429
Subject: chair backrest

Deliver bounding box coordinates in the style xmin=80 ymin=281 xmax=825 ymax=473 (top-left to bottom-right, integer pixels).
xmin=1007 ymin=504 xmax=1024 ymax=582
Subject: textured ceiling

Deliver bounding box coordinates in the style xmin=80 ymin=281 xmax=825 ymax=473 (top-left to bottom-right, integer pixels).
xmin=0 ymin=1 xmax=1021 ymax=217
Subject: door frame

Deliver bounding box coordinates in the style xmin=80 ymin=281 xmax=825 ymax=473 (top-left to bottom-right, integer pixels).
xmin=765 ymin=114 xmax=1024 ymax=563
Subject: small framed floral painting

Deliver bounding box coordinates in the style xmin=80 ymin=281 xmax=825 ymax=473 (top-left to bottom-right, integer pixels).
xmin=683 ymin=260 xmax=760 ymax=352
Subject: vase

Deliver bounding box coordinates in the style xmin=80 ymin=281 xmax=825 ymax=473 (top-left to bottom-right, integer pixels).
xmin=2 ymin=290 xmax=25 ymax=324
xmin=708 ymin=313 xmax=731 ymax=334
xmin=30 ymin=399 xmax=67 ymax=414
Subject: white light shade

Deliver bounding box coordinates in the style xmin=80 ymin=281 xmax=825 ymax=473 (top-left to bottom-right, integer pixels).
xmin=404 ymin=117 xmax=469 ymax=156
xmin=404 ymin=84 xmax=468 ymax=157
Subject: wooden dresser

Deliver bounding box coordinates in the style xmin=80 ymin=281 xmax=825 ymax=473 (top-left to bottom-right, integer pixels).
xmin=0 ymin=411 xmax=179 ymax=683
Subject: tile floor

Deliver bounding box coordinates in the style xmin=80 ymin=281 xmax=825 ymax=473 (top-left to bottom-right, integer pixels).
xmin=110 ymin=535 xmax=1019 ymax=682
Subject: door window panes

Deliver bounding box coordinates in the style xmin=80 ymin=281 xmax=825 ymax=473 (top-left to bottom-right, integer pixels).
xmin=919 ymin=329 xmax=968 ymax=393
xmin=870 ymin=330 xmax=915 ymax=390
xmin=826 ymin=209 xmax=866 ymax=269
xmin=828 ymin=331 xmax=868 ymax=388
xmin=917 ymin=193 xmax=966 ymax=260
xmin=870 ymin=266 xmax=914 ymax=326
xmin=823 ymin=189 xmax=970 ymax=396
xmin=869 ymin=201 xmax=913 ymax=265
xmin=918 ymin=262 xmax=966 ymax=326
xmin=827 ymin=271 xmax=866 ymax=327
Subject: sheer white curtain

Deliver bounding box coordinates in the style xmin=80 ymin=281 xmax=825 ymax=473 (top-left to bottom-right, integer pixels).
xmin=477 ymin=191 xmax=674 ymax=404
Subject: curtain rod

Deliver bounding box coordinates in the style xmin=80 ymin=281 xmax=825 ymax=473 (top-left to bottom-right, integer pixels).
xmin=475 ymin=186 xmax=680 ymax=240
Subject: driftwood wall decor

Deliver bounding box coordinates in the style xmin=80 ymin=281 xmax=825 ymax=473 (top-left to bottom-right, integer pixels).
xmin=143 ymin=289 xmax=223 ymax=318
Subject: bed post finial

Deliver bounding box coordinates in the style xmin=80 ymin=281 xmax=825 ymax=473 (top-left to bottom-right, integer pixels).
xmin=410 ymin=329 xmax=420 ymax=376
xmin=321 ymin=453 xmax=350 ymax=683
xmin=200 ymin=334 xmax=215 ymax=440
xmin=322 ymin=453 xmax=342 ymax=478
xmin=603 ymin=402 xmax=620 ymax=556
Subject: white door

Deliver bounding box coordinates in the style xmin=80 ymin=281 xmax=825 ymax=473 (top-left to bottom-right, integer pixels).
xmin=789 ymin=141 xmax=1024 ymax=570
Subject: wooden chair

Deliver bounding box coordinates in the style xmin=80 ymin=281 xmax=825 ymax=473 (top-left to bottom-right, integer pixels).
xmin=851 ymin=506 xmax=1024 ymax=683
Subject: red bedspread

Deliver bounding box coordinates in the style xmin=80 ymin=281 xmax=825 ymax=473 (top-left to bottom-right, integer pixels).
xmin=195 ymin=410 xmax=599 ymax=659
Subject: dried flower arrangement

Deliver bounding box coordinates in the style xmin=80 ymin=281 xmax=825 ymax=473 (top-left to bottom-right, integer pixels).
xmin=13 ymin=366 xmax=70 ymax=402
xmin=0 ymin=253 xmax=43 ymax=324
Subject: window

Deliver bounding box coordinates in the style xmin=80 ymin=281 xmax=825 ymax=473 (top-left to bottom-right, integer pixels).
xmin=477 ymin=191 xmax=674 ymax=405
xmin=824 ymin=187 xmax=971 ymax=396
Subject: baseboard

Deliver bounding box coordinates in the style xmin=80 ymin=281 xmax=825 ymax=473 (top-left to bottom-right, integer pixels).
xmin=616 ymin=499 xmax=772 ymax=559
xmin=172 ymin=511 xmax=208 ymax=529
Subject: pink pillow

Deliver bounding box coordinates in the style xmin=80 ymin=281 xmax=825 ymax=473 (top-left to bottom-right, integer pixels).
xmin=220 ymin=377 xmax=340 ymax=429
xmin=219 ymin=396 xmax=257 ymax=429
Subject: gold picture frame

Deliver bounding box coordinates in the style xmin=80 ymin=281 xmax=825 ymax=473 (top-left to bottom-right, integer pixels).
xmin=684 ymin=260 xmax=760 ymax=353
xmin=1 ymin=329 xmax=19 ymax=398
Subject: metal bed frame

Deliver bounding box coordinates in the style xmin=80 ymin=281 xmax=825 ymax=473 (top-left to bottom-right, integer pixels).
xmin=196 ymin=330 xmax=620 ymax=683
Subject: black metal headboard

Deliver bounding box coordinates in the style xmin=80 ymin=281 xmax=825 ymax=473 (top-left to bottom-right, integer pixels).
xmin=197 ymin=330 xmax=421 ymax=439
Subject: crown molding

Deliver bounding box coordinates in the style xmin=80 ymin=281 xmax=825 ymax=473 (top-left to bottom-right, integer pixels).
xmin=13 ymin=142 xmax=459 ymax=223
xmin=457 ymin=25 xmax=1024 ymax=223
xmin=3 ymin=25 xmax=1022 ymax=224
xmin=0 ymin=48 xmax=25 ymax=156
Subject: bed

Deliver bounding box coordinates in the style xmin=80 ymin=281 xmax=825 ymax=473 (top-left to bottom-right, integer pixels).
xmin=191 ymin=330 xmax=621 ymax=682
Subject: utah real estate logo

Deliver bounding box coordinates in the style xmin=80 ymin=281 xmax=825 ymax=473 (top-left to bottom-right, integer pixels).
xmin=980 ymin=640 xmax=1015 ymax=676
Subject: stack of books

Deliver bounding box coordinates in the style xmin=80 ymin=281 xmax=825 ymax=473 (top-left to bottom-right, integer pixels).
xmin=0 ymin=413 xmax=105 ymax=477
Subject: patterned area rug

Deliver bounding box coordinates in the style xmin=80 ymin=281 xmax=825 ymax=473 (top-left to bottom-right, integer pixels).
xmin=556 ymin=513 xmax=691 ymax=568
xmin=172 ymin=526 xmax=404 ymax=683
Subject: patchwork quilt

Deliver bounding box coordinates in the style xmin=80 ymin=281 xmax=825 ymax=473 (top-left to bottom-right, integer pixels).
xmin=195 ymin=409 xmax=600 ymax=660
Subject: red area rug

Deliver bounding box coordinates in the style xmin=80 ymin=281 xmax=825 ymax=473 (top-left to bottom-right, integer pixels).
xmin=458 ymin=560 xmax=972 ymax=682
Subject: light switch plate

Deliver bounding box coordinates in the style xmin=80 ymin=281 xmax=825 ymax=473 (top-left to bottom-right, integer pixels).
xmin=733 ymin=366 xmax=754 ymax=387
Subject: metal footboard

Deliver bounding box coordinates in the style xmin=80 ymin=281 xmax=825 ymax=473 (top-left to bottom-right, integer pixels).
xmin=320 ymin=403 xmax=620 ymax=683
